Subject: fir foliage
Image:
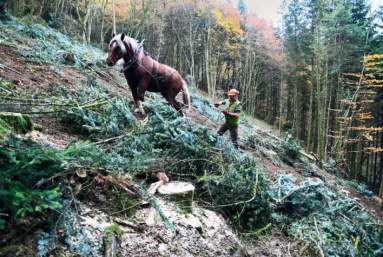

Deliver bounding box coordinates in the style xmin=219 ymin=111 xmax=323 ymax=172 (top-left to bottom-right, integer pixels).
xmin=0 ymin=135 xmax=62 ymax=217
xmin=347 ymin=180 xmax=373 ymax=197
xmin=36 ymin=199 xmax=102 ymax=257
xmin=279 ymin=130 xmax=302 ymax=159
xmin=271 ymin=174 xmax=383 ymax=256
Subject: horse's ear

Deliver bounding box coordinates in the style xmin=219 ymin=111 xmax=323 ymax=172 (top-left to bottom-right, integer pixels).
xmin=121 ymin=33 xmax=125 ymax=41
xmin=112 ymin=31 xmax=116 ymax=38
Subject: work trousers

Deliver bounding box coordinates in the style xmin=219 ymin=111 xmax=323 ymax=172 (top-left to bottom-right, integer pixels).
xmin=217 ymin=123 xmax=239 ymax=149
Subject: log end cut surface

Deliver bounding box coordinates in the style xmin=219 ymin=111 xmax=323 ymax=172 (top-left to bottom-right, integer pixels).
xmin=158 ymin=182 xmax=195 ymax=195
xmin=158 ymin=182 xmax=195 ymax=212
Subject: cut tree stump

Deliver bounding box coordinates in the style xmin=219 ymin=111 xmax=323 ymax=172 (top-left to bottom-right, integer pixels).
xmin=265 ymin=150 xmax=279 ymax=160
xmin=104 ymin=233 xmax=117 ymax=257
xmin=158 ymin=182 xmax=194 ymax=213
xmin=0 ymin=112 xmax=33 ymax=134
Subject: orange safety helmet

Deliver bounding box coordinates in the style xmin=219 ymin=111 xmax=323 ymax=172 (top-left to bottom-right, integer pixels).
xmin=228 ymin=89 xmax=239 ymax=95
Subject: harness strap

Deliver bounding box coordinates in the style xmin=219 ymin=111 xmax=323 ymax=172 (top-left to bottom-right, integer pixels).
xmin=114 ymin=48 xmax=121 ymax=63
xmin=120 ymin=39 xmax=145 ymax=72
xmin=159 ymin=69 xmax=175 ymax=79
xmin=118 ymin=39 xmax=184 ymax=100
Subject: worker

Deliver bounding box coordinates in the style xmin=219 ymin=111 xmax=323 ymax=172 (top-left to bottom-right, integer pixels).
xmin=0 ymin=0 xmax=6 ymax=15
xmin=214 ymin=89 xmax=242 ymax=149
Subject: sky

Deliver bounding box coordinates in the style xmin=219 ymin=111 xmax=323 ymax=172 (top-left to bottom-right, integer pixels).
xmin=231 ymin=0 xmax=382 ymax=28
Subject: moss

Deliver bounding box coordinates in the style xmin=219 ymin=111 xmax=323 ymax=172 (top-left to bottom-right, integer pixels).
xmin=104 ymin=223 xmax=122 ymax=243
xmin=273 ymin=154 xmax=282 ymax=162
xmin=0 ymin=119 xmax=11 ymax=137
xmin=103 ymin=223 xmax=121 ymax=256
xmin=0 ymin=112 xmax=33 ymax=134
xmin=33 ymin=124 xmax=44 ymax=131
xmin=196 ymin=226 xmax=206 ymax=238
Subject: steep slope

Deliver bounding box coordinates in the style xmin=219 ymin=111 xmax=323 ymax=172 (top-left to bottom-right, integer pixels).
xmin=0 ymin=16 xmax=382 ymax=257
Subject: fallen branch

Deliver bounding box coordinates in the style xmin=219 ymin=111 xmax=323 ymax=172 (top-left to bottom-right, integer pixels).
xmin=141 ymin=180 xmax=164 ymax=205
xmin=147 ymin=180 xmax=165 ymax=195
xmin=4 ymin=65 xmax=23 ymax=75
xmin=270 ymin=183 xmax=321 ymax=204
xmin=20 ymin=100 xmax=109 ymax=114
xmin=240 ymin=223 xmax=271 ymax=235
xmin=300 ymin=150 xmax=316 ymax=161
xmin=98 ymin=175 xmax=138 ymax=194
xmin=114 ymin=218 xmax=146 ymax=232
xmin=308 ymin=232 xmax=325 ymax=257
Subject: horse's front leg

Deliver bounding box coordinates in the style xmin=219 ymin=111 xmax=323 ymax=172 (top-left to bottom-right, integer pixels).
xmin=132 ymin=82 xmax=146 ymax=115
xmin=130 ymin=86 xmax=144 ymax=116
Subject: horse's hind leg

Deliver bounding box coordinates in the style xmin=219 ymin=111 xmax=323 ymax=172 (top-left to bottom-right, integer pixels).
xmin=168 ymin=96 xmax=184 ymax=117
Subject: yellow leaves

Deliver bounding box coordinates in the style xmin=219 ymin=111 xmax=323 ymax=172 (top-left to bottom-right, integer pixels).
xmin=366 ymin=61 xmax=382 ymax=66
xmin=363 ymin=132 xmax=373 ymax=141
xmin=363 ymin=79 xmax=383 ymax=85
xmin=363 ymin=53 xmax=383 ymax=62
xmin=211 ymin=8 xmax=244 ymax=40
xmin=365 ymin=67 xmax=382 ymax=72
xmin=299 ymin=71 xmax=306 ymax=76
xmin=344 ymin=73 xmax=362 ymax=77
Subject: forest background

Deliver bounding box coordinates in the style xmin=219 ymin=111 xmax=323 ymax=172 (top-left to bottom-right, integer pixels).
xmin=4 ymin=0 xmax=383 ymax=198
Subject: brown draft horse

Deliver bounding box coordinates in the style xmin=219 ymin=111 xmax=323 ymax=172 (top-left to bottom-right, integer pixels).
xmin=106 ymin=32 xmax=190 ymax=116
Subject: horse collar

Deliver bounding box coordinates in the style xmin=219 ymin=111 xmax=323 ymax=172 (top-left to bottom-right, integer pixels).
xmin=120 ymin=39 xmax=145 ymax=72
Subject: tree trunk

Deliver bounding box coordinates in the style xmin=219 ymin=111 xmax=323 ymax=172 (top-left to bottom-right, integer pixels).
xmin=112 ymin=0 xmax=116 ymax=34
xmin=278 ymin=24 xmax=284 ymax=137
xmin=316 ymin=2 xmax=323 ymax=167
xmin=29 ymin=0 xmax=34 ymax=17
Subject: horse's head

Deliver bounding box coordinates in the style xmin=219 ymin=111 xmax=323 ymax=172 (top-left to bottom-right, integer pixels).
xmin=106 ymin=32 xmax=138 ymax=66
xmin=0 ymin=0 xmax=7 ymax=15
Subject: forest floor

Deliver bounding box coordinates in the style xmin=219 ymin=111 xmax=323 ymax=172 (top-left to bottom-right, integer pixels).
xmin=0 ymin=18 xmax=382 ymax=257
xmin=0 ymin=40 xmax=305 ymax=256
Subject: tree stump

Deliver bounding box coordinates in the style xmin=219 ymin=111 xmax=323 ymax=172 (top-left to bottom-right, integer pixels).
xmin=0 ymin=112 xmax=33 ymax=134
xmin=158 ymin=182 xmax=194 ymax=213
xmin=265 ymin=150 xmax=279 ymax=160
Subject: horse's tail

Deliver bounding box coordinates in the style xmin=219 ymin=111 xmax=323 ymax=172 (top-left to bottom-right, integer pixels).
xmin=182 ymin=80 xmax=191 ymax=111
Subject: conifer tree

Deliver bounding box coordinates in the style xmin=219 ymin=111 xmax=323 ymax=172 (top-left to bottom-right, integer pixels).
xmin=237 ymin=0 xmax=247 ymax=15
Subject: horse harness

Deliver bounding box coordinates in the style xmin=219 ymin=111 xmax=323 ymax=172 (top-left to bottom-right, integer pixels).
xmin=119 ymin=39 xmax=184 ymax=97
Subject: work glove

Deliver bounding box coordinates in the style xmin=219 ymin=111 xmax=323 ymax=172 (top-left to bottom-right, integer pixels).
xmin=222 ymin=111 xmax=229 ymax=116
xmin=214 ymin=103 xmax=220 ymax=107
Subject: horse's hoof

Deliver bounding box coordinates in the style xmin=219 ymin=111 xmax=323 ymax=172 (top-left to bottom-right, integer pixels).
xmin=133 ymin=108 xmax=146 ymax=117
